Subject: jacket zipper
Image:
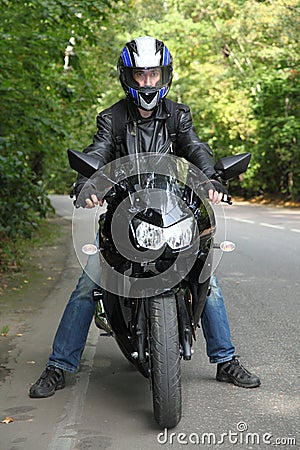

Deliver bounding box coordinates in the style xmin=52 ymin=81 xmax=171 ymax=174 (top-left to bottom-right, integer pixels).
xmin=133 ymin=121 xmax=138 ymax=154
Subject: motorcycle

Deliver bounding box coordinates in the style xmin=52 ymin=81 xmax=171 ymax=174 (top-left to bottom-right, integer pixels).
xmin=68 ymin=149 xmax=251 ymax=429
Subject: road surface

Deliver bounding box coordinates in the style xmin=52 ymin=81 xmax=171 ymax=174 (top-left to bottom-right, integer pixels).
xmin=0 ymin=196 xmax=299 ymax=449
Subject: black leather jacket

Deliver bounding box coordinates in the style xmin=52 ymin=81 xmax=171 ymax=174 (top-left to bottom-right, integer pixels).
xmin=75 ymin=98 xmax=215 ymax=193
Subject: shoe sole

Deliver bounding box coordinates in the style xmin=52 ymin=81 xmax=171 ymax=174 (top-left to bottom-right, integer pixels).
xmin=216 ymin=375 xmax=261 ymax=388
xmin=29 ymin=381 xmax=65 ymax=398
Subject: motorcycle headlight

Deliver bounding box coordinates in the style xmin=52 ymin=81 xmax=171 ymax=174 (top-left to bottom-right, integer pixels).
xmin=135 ymin=221 xmax=165 ymax=250
xmin=135 ymin=217 xmax=194 ymax=251
xmin=164 ymin=217 xmax=194 ymax=250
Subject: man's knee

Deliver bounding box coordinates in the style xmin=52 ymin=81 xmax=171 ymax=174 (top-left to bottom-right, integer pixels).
xmin=206 ymin=275 xmax=224 ymax=305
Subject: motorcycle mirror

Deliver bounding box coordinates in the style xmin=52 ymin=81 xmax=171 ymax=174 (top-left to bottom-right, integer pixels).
xmin=68 ymin=148 xmax=100 ymax=178
xmin=214 ymin=152 xmax=251 ymax=180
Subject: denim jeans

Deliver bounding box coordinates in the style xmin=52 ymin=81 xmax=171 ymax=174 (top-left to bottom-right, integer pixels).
xmin=201 ymin=275 xmax=235 ymax=363
xmin=48 ymin=249 xmax=101 ymax=373
xmin=48 ymin=254 xmax=235 ymax=372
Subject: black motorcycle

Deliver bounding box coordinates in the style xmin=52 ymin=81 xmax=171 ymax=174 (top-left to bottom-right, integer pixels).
xmin=68 ymin=150 xmax=250 ymax=429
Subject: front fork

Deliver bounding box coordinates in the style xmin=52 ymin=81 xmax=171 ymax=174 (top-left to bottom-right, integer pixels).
xmin=176 ymin=290 xmax=194 ymax=360
xmin=132 ymin=290 xmax=194 ymax=364
xmin=135 ymin=300 xmax=148 ymax=363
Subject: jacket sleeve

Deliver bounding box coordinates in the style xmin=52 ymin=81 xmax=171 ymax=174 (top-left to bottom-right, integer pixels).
xmin=175 ymin=104 xmax=215 ymax=179
xmin=74 ymin=109 xmax=115 ymax=194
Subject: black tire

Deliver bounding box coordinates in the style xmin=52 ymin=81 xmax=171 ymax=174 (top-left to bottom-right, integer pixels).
xmin=149 ymin=294 xmax=181 ymax=429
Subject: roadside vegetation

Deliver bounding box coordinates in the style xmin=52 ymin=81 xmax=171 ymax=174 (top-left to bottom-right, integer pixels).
xmin=0 ymin=217 xmax=63 ymax=290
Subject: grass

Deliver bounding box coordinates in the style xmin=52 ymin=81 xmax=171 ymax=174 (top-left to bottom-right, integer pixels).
xmin=1 ymin=325 xmax=9 ymax=337
xmin=0 ymin=216 xmax=70 ymax=336
xmin=0 ymin=216 xmax=63 ymax=291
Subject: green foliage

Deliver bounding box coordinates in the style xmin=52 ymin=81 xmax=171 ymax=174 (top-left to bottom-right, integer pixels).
xmin=0 ymin=0 xmax=118 ymax=191
xmin=0 ymin=146 xmax=52 ymax=270
xmin=1 ymin=325 xmax=9 ymax=337
xmin=0 ymin=0 xmax=126 ymax=269
xmin=133 ymin=0 xmax=300 ymax=198
xmin=0 ymin=149 xmax=51 ymax=239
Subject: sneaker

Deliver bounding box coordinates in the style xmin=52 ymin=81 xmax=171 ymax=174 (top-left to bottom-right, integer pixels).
xmin=29 ymin=366 xmax=65 ymax=398
xmin=216 ymin=357 xmax=261 ymax=388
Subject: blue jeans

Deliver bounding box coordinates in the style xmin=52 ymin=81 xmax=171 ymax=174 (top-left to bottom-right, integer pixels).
xmin=201 ymin=275 xmax=235 ymax=363
xmin=48 ymin=250 xmax=101 ymax=373
xmin=48 ymin=255 xmax=235 ymax=372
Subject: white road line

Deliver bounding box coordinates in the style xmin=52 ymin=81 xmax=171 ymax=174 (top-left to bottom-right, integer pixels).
xmin=228 ymin=216 xmax=299 ymax=233
xmin=290 ymin=228 xmax=300 ymax=233
xmin=48 ymin=325 xmax=99 ymax=450
xmin=259 ymin=222 xmax=285 ymax=229
xmin=232 ymin=218 xmax=255 ymax=224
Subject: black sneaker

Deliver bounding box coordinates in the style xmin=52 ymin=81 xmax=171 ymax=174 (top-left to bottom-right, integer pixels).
xmin=216 ymin=357 xmax=261 ymax=388
xmin=29 ymin=366 xmax=65 ymax=398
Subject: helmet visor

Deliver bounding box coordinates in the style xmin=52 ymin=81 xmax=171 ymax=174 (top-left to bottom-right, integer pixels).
xmin=122 ymin=66 xmax=172 ymax=89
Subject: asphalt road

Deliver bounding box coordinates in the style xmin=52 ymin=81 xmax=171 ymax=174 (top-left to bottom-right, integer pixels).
xmin=0 ymin=196 xmax=299 ymax=450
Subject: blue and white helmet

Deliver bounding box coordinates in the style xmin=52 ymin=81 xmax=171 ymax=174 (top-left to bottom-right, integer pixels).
xmin=118 ymin=36 xmax=173 ymax=111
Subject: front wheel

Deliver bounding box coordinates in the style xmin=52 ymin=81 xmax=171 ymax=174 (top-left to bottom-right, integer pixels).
xmin=149 ymin=294 xmax=181 ymax=429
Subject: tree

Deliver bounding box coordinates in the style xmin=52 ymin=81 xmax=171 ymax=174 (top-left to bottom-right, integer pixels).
xmin=137 ymin=0 xmax=300 ymax=198
xmin=0 ymin=0 xmax=129 ymax=268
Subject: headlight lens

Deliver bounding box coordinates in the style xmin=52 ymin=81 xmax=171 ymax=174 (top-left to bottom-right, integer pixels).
xmin=164 ymin=217 xmax=194 ymax=249
xmin=135 ymin=217 xmax=194 ymax=250
xmin=135 ymin=221 xmax=165 ymax=250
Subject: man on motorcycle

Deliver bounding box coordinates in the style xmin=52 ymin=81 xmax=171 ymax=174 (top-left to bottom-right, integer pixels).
xmin=29 ymin=36 xmax=260 ymax=398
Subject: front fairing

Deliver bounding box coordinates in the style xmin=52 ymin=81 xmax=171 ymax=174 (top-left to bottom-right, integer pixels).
xmin=74 ymin=153 xmax=221 ymax=298
xmin=101 ymin=164 xmax=215 ymax=255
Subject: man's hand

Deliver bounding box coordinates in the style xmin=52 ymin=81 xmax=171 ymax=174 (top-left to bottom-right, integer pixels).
xmin=85 ymin=194 xmax=101 ymax=208
xmin=75 ymin=182 xmax=102 ymax=208
xmin=207 ymin=180 xmax=228 ymax=205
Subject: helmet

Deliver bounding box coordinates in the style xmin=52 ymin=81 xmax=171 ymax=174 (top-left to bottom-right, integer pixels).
xmin=117 ymin=36 xmax=173 ymax=111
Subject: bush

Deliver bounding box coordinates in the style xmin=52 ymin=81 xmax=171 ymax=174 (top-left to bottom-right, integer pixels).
xmin=0 ymin=146 xmax=53 ymax=270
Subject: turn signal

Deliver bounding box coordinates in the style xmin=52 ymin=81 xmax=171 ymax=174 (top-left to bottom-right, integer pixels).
xmin=220 ymin=241 xmax=236 ymax=252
